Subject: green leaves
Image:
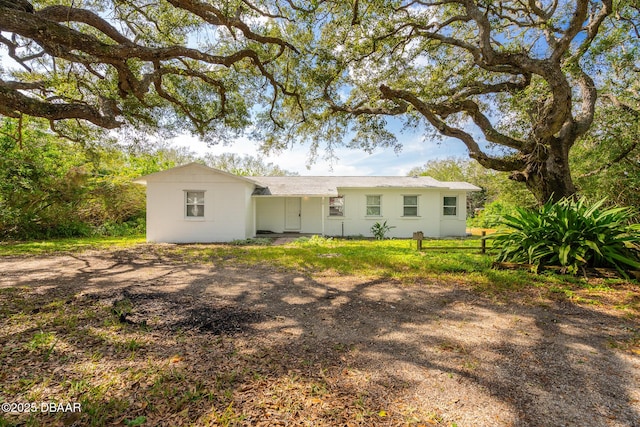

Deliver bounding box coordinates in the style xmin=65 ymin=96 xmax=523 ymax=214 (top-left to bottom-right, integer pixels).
xmin=371 ymin=221 xmax=395 ymax=240
xmin=492 ymin=197 xmax=640 ymax=276
xmin=0 ymin=117 xmax=169 ymax=239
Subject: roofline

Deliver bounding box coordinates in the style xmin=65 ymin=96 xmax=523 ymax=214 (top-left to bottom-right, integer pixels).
xmin=133 ymin=165 xmax=482 ymax=192
xmin=336 ymin=185 xmax=440 ymax=190
xmin=133 ymin=162 xmax=259 ymax=185
xmin=252 ymin=193 xmax=338 ymax=198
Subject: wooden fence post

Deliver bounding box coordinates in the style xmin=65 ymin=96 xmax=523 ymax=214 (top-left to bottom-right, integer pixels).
xmin=413 ymin=231 xmax=424 ymax=250
xmin=481 ymin=230 xmax=487 ymax=254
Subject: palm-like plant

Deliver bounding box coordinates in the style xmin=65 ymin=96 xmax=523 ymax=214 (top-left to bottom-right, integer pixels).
xmin=492 ymin=197 xmax=640 ymax=275
xmin=371 ymin=221 xmax=395 ymax=240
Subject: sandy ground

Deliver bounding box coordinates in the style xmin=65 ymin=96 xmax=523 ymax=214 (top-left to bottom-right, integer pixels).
xmin=1 ymin=247 xmax=639 ymax=426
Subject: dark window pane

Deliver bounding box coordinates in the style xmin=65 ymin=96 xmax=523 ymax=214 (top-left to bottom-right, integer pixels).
xmin=404 ymin=206 xmax=418 ymax=216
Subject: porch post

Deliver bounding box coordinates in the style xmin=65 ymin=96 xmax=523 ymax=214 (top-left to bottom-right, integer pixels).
xmin=321 ymin=196 xmax=325 ymax=236
xmin=252 ymin=197 xmax=256 ymax=238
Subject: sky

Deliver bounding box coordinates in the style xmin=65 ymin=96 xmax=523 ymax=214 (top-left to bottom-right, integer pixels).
xmin=174 ymin=131 xmax=470 ymax=176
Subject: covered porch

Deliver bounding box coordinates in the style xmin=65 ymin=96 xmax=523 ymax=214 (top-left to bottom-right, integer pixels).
xmin=253 ymin=196 xmax=336 ymax=236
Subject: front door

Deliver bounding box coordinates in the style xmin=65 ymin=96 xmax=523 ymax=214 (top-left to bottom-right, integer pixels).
xmin=284 ymin=197 xmax=301 ymax=231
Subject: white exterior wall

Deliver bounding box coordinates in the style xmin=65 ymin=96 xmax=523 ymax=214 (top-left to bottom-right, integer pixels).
xmin=439 ymin=190 xmax=468 ymax=237
xmin=145 ymin=167 xmax=254 ymax=243
xmin=254 ymin=189 xmax=469 ymax=238
xmin=323 ymin=188 xmax=443 ymax=238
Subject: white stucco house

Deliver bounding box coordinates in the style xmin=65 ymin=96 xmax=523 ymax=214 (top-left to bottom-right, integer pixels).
xmin=133 ymin=162 xmax=481 ymax=243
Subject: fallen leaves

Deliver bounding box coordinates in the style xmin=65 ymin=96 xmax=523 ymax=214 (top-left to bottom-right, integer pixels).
xmin=2 ymin=248 xmax=639 ymax=426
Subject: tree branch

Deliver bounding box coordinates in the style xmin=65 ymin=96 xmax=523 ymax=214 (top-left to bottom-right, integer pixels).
xmin=37 ymin=5 xmax=134 ymax=45
xmin=0 ymin=1 xmax=301 ymax=132
xmin=569 ymin=69 xmax=597 ymax=140
xmin=166 ymin=0 xmax=299 ymax=53
xmin=550 ymin=0 xmax=590 ymax=63
xmin=0 ymin=79 xmax=122 ymax=128
xmin=578 ymin=140 xmax=639 ymax=178
xmin=378 ymin=84 xmax=526 ymax=172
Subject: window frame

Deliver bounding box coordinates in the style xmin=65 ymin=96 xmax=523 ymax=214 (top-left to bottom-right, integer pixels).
xmin=185 ymin=190 xmax=205 ymax=219
xmin=328 ymin=195 xmax=345 ymax=217
xmin=365 ymin=195 xmax=382 ymax=217
xmin=402 ymin=195 xmax=419 ymax=217
xmin=442 ymin=195 xmax=458 ymax=217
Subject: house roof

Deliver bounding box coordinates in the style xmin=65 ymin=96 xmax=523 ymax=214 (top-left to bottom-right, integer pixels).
xmin=251 ymin=176 xmax=481 ymax=197
xmin=133 ymin=163 xmax=482 ymax=195
xmin=132 ymin=162 xmax=258 ymax=185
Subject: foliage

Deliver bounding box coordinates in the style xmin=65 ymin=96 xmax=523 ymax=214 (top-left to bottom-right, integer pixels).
xmin=294 ymin=235 xmax=334 ymax=246
xmin=492 ymin=197 xmax=640 ymax=275
xmin=202 ymin=153 xmax=298 ymax=176
xmin=467 ymin=201 xmax=522 ymax=229
xmin=370 ymin=221 xmax=395 ymax=240
xmin=409 ymin=157 xmax=535 ymax=214
xmin=0 ymin=118 xmax=170 ymax=239
xmin=572 ymin=100 xmax=640 ymax=209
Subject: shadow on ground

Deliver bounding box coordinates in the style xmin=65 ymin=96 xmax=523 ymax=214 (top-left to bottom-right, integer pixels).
xmin=0 ymin=247 xmax=638 ymax=426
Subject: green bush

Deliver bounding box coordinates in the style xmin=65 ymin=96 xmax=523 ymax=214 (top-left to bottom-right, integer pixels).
xmin=371 ymin=221 xmax=395 ymax=240
xmin=467 ymin=201 xmax=520 ymax=229
xmin=230 ymin=237 xmax=273 ymax=246
xmin=94 ymin=217 xmax=146 ymax=237
xmin=294 ymin=235 xmax=334 ymax=246
xmin=492 ymin=197 xmax=640 ymax=275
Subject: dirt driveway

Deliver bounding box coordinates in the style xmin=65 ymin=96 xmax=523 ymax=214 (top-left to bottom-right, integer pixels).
xmin=1 ymin=247 xmax=639 ymax=426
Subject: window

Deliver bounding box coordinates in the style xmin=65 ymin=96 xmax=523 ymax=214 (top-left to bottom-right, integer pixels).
xmin=443 ymin=196 xmax=457 ymax=216
xmin=403 ymin=195 xmax=418 ymax=216
xmin=186 ymin=191 xmax=205 ymax=217
xmin=329 ymin=196 xmax=344 ymax=216
xmin=366 ymin=195 xmax=381 ymax=216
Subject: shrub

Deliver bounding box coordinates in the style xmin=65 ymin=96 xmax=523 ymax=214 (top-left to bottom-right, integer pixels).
xmin=230 ymin=238 xmax=273 ymax=246
xmin=294 ymin=235 xmax=334 ymax=246
xmin=371 ymin=221 xmax=395 ymax=240
xmin=492 ymin=197 xmax=640 ymax=275
xmin=467 ymin=200 xmax=520 ymax=229
xmin=94 ymin=217 xmax=146 ymax=237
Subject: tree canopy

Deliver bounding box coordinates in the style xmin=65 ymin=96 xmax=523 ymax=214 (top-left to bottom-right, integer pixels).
xmin=409 ymin=157 xmax=535 ymax=208
xmin=1 ymin=0 xmax=639 ymax=204
xmin=0 ymin=0 xmax=303 ymax=142
xmin=202 ymin=152 xmax=298 ymax=176
xmin=283 ymin=0 xmax=640 ymax=203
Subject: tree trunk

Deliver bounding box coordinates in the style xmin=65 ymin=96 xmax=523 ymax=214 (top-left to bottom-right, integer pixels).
xmin=513 ymin=140 xmax=577 ymax=204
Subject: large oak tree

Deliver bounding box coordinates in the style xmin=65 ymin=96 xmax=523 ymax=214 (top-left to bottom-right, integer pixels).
xmin=281 ymin=0 xmax=639 ymax=203
xmin=1 ymin=0 xmax=639 ymax=203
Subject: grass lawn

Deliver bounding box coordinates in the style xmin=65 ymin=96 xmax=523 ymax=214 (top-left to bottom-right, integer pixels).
xmin=1 ymin=233 xmax=637 ymax=320
xmin=0 ymin=236 xmax=638 ymax=426
xmin=153 ymin=235 xmax=638 ymax=302
xmin=0 ymin=235 xmax=147 ymax=256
